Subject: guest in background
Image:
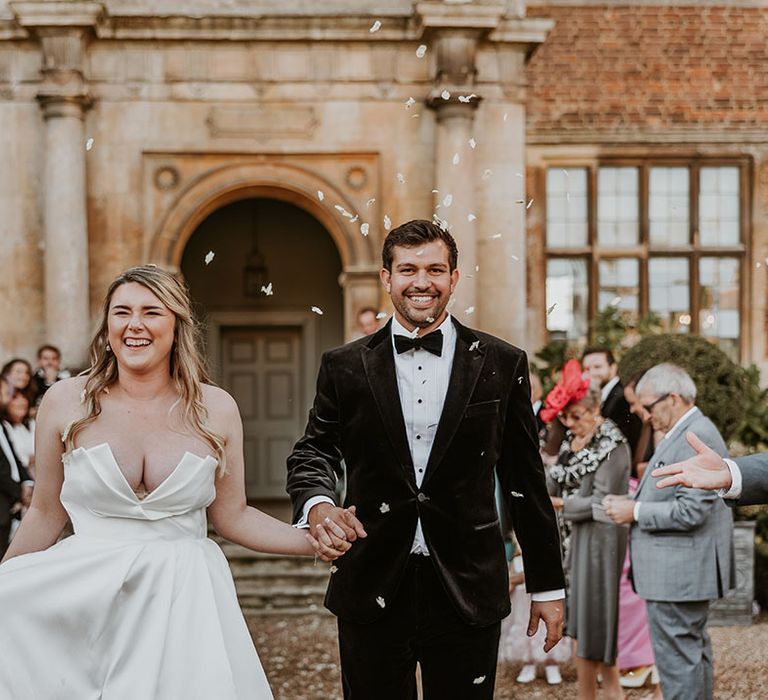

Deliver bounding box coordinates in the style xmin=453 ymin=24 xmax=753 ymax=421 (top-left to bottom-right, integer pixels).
xmin=355 ymin=307 xmax=382 ymax=337
xmin=0 ymin=417 xmax=32 ymax=557
xmin=1 ymin=359 xmax=34 ymax=405
xmin=32 ymin=344 xmax=69 ymax=404
xmin=1 ymin=391 xmax=35 ymax=479
xmin=499 ymin=532 xmax=571 ymax=685
xmin=603 ymin=364 xmax=734 ymax=700
xmin=582 ymin=347 xmax=642 ymax=455
xmin=530 ymin=370 xmax=546 ymax=436
xmin=542 ymin=359 xmax=630 ymax=700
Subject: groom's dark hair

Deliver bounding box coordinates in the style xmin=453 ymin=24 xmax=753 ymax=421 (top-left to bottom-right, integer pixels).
xmin=382 ymin=219 xmax=459 ymax=272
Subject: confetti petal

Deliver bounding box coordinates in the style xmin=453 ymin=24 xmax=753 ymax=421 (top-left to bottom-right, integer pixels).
xmin=376 ymin=312 xmax=388 ymax=319
xmin=317 ymin=190 xmax=324 ymax=201
xmin=490 ymin=233 xmax=502 ymax=239
xmin=369 ymin=20 xmax=381 ymax=33
xmin=452 ymin=153 xmax=460 ymax=165
xmin=458 ymin=94 xmax=477 ymax=103
xmin=426 ymin=316 xmax=435 ymax=323
xmin=405 ymin=97 xmax=416 ymax=110
xmin=442 ymin=194 xmax=453 ymax=207
xmin=261 ymin=282 xmax=273 ymax=296
xmin=526 ymin=198 xmax=534 ymax=210
xmin=503 ymin=112 xmax=509 ymax=121
xmin=547 ymin=303 xmax=557 ymax=315
xmin=510 ymin=491 xmax=524 ymax=498
xmin=376 ymin=596 xmax=386 ymax=608
xmin=85 ymin=137 xmax=94 ymax=151
xmin=397 ymin=172 xmax=406 ymax=183
xmin=366 ymin=198 xmax=376 ymax=207
xmin=481 ymin=169 xmax=493 ymax=180
xmin=469 ymin=340 xmax=480 ymax=351
xmin=468 ymin=138 xmax=477 ymax=149
xmin=473 ymin=676 xmax=486 ymax=685
xmin=330 ymin=565 xmax=338 ymax=574
xmin=360 ymin=223 xmax=369 ymax=236
xmin=441 ymin=89 xmax=451 ymax=100
xmin=379 ymin=502 xmax=390 ymax=514
xmin=464 ymin=306 xmax=475 ymax=315
xmin=204 ymin=251 xmax=215 ymax=265
xmin=468 ymin=213 xmax=476 ymax=222
xmin=416 ymin=44 xmax=427 ymax=58
xmin=384 ymin=215 xmax=392 ymax=230
xmin=311 ymin=306 xmax=324 ymax=315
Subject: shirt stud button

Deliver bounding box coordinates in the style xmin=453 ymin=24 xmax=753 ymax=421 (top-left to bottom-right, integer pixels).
xmin=417 ymin=492 xmax=428 ymax=503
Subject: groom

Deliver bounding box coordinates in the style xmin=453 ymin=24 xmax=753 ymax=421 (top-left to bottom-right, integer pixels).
xmin=287 ymin=220 xmax=565 ymax=699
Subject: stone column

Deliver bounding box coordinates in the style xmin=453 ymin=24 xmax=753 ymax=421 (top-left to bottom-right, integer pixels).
xmin=338 ymin=266 xmax=383 ymax=341
xmin=11 ymin=2 xmax=103 ymax=367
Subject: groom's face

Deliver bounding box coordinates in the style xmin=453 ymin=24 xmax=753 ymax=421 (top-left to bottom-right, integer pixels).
xmin=380 ymin=240 xmax=459 ymax=331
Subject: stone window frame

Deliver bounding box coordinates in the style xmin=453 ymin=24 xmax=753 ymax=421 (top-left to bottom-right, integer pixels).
xmin=542 ymin=156 xmax=752 ymax=360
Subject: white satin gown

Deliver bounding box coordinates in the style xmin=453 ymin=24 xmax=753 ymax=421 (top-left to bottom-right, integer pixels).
xmin=0 ymin=443 xmax=274 ymax=700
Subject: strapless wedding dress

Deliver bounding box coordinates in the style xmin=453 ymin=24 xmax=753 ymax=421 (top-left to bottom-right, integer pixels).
xmin=0 ymin=443 xmax=274 ymax=699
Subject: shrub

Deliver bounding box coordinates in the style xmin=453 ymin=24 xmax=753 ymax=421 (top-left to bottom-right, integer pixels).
xmin=618 ymin=333 xmax=745 ymax=441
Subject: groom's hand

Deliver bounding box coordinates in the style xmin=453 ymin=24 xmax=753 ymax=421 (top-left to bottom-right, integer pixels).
xmin=527 ymin=599 xmax=564 ymax=652
xmin=309 ymin=503 xmax=367 ymax=560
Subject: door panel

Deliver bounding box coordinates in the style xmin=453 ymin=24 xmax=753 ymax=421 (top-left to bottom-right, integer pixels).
xmin=220 ymin=326 xmax=303 ymax=500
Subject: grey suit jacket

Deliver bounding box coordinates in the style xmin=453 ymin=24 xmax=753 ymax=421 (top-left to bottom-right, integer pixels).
xmin=630 ymin=408 xmax=734 ymax=603
xmin=733 ymin=453 xmax=768 ymax=506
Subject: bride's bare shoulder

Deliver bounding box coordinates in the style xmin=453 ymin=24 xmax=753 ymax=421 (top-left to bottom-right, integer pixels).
xmin=40 ymin=375 xmax=88 ymax=408
xmin=200 ymin=383 xmax=239 ymax=421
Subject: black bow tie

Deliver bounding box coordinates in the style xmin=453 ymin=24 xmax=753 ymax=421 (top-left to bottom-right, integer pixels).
xmin=394 ymin=330 xmax=443 ymax=357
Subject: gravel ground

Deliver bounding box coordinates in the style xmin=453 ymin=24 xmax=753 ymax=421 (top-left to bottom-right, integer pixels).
xmin=248 ymin=614 xmax=767 ymax=700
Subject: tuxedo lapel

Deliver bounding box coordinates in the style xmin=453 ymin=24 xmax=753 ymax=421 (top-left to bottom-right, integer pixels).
xmin=361 ymin=322 xmax=415 ymax=483
xmin=423 ymin=319 xmax=486 ymax=484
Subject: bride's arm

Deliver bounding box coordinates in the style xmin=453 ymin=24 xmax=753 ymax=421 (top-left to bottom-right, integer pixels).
xmin=206 ymin=388 xmax=319 ymax=558
xmin=1 ymin=381 xmax=72 ymax=563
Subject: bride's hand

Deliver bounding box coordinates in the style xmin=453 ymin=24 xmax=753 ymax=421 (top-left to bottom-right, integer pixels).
xmin=305 ymin=531 xmax=341 ymax=562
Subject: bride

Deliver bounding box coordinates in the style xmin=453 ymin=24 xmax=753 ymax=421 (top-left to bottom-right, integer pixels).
xmin=0 ymin=265 xmax=338 ymax=699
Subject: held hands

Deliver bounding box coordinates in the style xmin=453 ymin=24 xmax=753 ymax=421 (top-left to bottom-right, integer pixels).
xmin=602 ymin=495 xmax=635 ymax=524
xmin=651 ymin=432 xmax=732 ymax=491
xmin=528 ymin=599 xmax=564 ymax=652
xmin=307 ymin=502 xmax=367 ymax=562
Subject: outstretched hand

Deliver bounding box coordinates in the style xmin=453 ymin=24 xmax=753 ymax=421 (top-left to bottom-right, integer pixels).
xmin=527 ymin=599 xmax=564 ymax=652
xmin=308 ymin=503 xmax=367 ymax=561
xmin=651 ymin=432 xmax=732 ymax=491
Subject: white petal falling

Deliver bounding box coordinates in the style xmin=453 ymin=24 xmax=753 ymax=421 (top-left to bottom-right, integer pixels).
xmin=441 ymin=89 xmax=451 ymax=100
xmin=85 ymin=137 xmax=94 ymax=151
xmin=469 ymin=340 xmax=480 ymax=351
xmin=458 ymin=94 xmax=477 ymax=103
xmin=517 ymin=376 xmax=524 ymax=384
xmin=411 ymin=113 xmax=420 ymax=118
xmin=426 ymin=316 xmax=435 ymax=323
xmin=379 ymin=502 xmax=390 ymax=514
xmin=510 ymin=491 xmax=524 ymax=498
xmin=490 ymin=233 xmax=502 ymax=239
xmin=468 ymin=138 xmax=477 ymax=149
xmin=405 ymin=97 xmax=416 ymax=110
xmin=503 ymin=112 xmax=509 ymax=122
xmin=330 ymin=565 xmax=338 ymax=574
xmin=475 ymin=265 xmax=479 ymax=272
xmin=468 ymin=213 xmax=476 ymax=222
xmin=452 ymin=153 xmax=460 ymax=165
xmin=366 ymin=198 xmax=376 ymax=207
xmin=369 ymin=20 xmax=382 ymax=33
xmin=360 ymin=223 xmax=369 ymax=236
xmin=547 ymin=303 xmax=557 ymax=315
xmin=473 ymin=676 xmax=486 ymax=685
xmin=376 ymin=311 xmax=387 ymax=319
xmin=464 ymin=306 xmax=475 ymax=315
xmin=311 ymin=306 xmax=324 ymax=315
xmin=317 ymin=190 xmax=324 ymax=201
xmin=334 ymin=204 xmax=353 ymax=218
xmin=510 ymin=255 xmax=519 ymax=261
xmin=204 ymin=251 xmax=215 ymax=265
xmin=481 ymin=169 xmax=493 ymax=180
xmin=384 ymin=214 xmax=392 ymax=230
xmin=442 ymin=193 xmax=453 ymax=207
xmin=376 ymin=596 xmax=386 ymax=608
xmin=350 ymin=214 xmax=359 ymax=223
xmin=260 ymin=282 xmax=274 ymax=296
xmin=397 ymin=172 xmax=406 ymax=183
xmin=526 ymin=198 xmax=534 ymax=209
xmin=416 ymin=44 xmax=427 ymax=58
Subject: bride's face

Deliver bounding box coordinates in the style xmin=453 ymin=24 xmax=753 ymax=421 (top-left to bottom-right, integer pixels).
xmin=107 ymin=282 xmax=176 ymax=374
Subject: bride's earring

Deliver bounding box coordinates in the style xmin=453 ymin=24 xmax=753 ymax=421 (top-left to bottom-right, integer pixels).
xmin=106 ymin=342 xmax=111 ymax=353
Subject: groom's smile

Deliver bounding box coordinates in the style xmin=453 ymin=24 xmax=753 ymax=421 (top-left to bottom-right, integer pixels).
xmin=381 ymin=239 xmax=459 ymax=333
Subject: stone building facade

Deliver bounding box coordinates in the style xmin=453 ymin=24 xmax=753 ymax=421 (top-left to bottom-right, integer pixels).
xmin=1 ymin=0 xmax=766 ymax=500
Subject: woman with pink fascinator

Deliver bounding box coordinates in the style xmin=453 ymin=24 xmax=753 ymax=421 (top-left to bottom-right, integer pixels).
xmin=542 ymin=359 xmax=631 ymax=700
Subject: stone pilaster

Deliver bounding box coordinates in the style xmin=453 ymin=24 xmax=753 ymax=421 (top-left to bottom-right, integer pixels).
xmin=11 ymin=2 xmax=103 ymax=367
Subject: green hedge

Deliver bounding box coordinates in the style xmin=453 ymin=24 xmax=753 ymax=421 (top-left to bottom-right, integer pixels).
xmin=618 ymin=334 xmax=745 ymax=441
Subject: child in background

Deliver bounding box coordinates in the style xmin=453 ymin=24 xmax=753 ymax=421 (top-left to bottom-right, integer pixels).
xmin=499 ymin=534 xmax=572 ymax=685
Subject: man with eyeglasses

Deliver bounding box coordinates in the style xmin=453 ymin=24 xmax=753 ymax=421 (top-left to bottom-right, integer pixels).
xmin=602 ymin=363 xmax=734 ymax=700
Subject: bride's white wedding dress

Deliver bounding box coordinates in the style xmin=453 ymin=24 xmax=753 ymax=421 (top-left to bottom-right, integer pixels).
xmin=0 ymin=442 xmax=274 ymax=700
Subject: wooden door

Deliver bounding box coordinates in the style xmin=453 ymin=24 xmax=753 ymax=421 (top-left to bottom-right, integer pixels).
xmin=220 ymin=326 xmax=303 ymax=500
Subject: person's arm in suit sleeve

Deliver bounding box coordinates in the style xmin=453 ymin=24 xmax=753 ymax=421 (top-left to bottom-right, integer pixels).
xmin=563 ymin=445 xmax=629 ymax=522
xmin=286 ymin=352 xmax=344 ymax=524
xmin=637 ymin=424 xmax=727 ymax=532
xmin=498 ymin=350 xmax=565 ymax=593
xmin=732 ymin=454 xmax=768 ymax=506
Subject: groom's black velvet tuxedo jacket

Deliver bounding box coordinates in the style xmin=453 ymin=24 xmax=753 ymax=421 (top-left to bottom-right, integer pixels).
xmin=287 ymin=318 xmax=565 ymax=625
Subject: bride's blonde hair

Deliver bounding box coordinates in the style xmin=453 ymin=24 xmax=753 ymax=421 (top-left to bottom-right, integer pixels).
xmin=65 ymin=265 xmax=226 ymax=472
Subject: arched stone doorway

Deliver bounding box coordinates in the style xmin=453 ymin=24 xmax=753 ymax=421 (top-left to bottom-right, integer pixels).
xmin=181 ymin=197 xmax=343 ymax=508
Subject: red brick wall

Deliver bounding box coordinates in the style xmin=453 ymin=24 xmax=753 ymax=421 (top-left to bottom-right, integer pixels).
xmin=525 ymin=4 xmax=768 ymax=134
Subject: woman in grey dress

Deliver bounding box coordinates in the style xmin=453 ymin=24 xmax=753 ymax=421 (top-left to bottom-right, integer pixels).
xmin=540 ymin=359 xmax=630 ymax=700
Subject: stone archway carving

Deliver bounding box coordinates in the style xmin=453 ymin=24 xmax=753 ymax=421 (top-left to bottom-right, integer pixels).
xmin=145 ymin=156 xmax=383 ymax=339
